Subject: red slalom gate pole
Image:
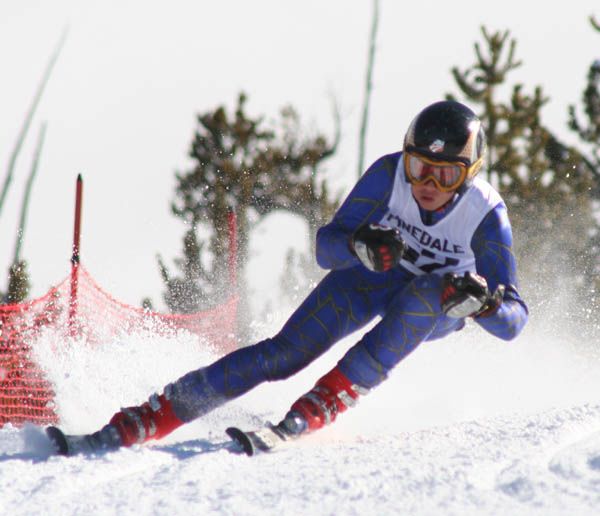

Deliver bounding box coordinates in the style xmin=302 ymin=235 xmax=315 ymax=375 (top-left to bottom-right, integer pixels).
xmin=68 ymin=174 xmax=83 ymax=337
xmin=227 ymin=209 xmax=238 ymax=290
xmin=227 ymin=209 xmax=239 ymax=351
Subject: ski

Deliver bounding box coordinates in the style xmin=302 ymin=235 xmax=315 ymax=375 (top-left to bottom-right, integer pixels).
xmin=46 ymin=426 xmax=70 ymax=455
xmin=226 ymin=423 xmax=294 ymax=456
xmin=47 ymin=418 xmax=303 ymax=458
xmin=45 ymin=425 xmax=122 ymax=456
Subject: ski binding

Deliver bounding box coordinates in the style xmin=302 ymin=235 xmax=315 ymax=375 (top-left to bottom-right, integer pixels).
xmin=226 ymin=423 xmax=292 ymax=456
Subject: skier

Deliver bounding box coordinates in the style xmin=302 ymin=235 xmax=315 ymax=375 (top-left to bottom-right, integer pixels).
xmin=50 ymin=100 xmax=528 ymax=454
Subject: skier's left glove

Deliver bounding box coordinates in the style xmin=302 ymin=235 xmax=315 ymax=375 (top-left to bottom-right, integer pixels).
xmin=441 ymin=272 xmax=505 ymax=318
xmin=352 ymin=224 xmax=406 ymax=272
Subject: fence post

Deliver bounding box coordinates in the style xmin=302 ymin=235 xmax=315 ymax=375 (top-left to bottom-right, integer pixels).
xmin=68 ymin=174 xmax=83 ymax=337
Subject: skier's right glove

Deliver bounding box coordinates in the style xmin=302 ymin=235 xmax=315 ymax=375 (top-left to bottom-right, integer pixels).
xmin=441 ymin=271 xmax=505 ymax=319
xmin=352 ymin=223 xmax=406 ymax=272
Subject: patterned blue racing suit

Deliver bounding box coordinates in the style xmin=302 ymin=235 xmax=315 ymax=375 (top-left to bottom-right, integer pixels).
xmin=167 ymin=152 xmax=529 ymax=422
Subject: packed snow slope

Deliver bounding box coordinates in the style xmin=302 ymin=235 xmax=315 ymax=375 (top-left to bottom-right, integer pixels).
xmin=1 ymin=307 xmax=600 ymax=515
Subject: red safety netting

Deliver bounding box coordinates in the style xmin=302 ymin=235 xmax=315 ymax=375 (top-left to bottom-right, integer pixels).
xmin=0 ymin=264 xmax=238 ymax=428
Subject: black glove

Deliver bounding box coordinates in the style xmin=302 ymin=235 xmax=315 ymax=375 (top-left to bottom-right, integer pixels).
xmin=352 ymin=224 xmax=406 ymax=272
xmin=441 ymin=272 xmax=505 ymax=318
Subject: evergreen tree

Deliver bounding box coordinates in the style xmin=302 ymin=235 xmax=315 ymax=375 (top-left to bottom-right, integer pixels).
xmin=450 ymin=27 xmax=599 ymax=310
xmin=568 ymin=16 xmax=600 ymax=186
xmin=567 ymin=14 xmax=600 ymax=308
xmin=156 ymin=93 xmax=339 ymax=334
xmin=4 ymin=260 xmax=30 ymax=304
xmin=157 ymin=229 xmax=211 ymax=314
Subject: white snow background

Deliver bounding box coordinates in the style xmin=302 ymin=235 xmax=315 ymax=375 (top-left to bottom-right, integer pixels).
xmin=1 ymin=244 xmax=600 ymax=516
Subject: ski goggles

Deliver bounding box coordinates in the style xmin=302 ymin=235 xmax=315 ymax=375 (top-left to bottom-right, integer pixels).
xmin=404 ymin=151 xmax=480 ymax=192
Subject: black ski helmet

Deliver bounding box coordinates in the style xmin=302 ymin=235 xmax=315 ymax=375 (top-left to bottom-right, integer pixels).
xmin=403 ymin=100 xmax=486 ymax=183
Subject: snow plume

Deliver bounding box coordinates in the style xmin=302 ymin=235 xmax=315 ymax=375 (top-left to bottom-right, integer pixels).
xmin=30 ymin=326 xmax=266 ymax=439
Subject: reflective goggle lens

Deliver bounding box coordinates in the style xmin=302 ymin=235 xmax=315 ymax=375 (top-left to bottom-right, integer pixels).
xmin=405 ymin=153 xmax=467 ymax=191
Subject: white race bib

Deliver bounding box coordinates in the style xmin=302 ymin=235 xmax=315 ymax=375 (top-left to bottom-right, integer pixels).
xmin=380 ymin=158 xmax=503 ymax=276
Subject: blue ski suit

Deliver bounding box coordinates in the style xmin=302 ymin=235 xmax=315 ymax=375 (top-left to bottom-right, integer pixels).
xmin=167 ymin=152 xmax=529 ymax=422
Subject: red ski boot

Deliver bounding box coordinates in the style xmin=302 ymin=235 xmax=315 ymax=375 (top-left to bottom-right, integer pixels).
xmin=46 ymin=393 xmax=185 ymax=456
xmin=281 ymin=366 xmax=369 ymax=434
xmin=109 ymin=392 xmax=184 ymax=447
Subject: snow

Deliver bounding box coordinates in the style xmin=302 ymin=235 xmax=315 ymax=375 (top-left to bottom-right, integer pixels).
xmin=1 ymin=311 xmax=600 ymax=515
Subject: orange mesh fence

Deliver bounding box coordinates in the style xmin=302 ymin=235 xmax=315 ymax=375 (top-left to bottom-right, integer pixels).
xmin=0 ymin=264 xmax=238 ymax=428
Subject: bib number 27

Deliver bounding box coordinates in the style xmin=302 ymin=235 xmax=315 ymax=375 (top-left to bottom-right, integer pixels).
xmin=404 ymin=246 xmax=459 ymax=273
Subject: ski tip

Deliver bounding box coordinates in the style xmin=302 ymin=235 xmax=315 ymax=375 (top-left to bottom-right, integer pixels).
xmin=225 ymin=426 xmax=255 ymax=456
xmin=46 ymin=426 xmax=69 ymax=456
